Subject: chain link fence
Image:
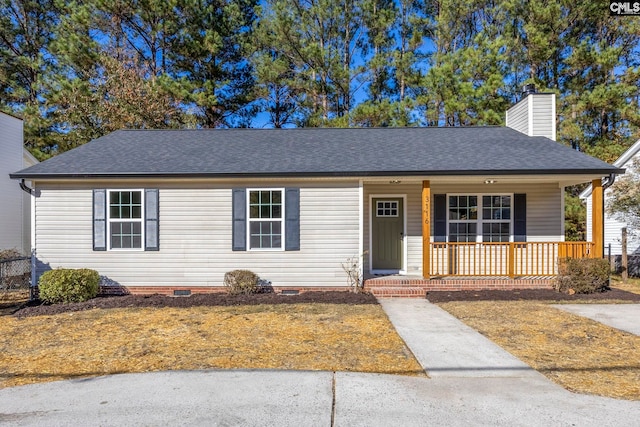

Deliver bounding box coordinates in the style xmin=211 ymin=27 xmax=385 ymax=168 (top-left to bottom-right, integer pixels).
xmin=0 ymin=256 xmax=31 ymax=291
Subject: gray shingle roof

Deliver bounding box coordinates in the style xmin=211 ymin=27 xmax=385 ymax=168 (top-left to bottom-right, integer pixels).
xmin=11 ymin=127 xmax=621 ymax=179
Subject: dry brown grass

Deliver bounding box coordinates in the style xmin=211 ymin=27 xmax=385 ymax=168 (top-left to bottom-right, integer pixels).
xmin=0 ymin=290 xmax=29 ymax=316
xmin=611 ymin=275 xmax=640 ymax=294
xmin=0 ymin=303 xmax=424 ymax=389
xmin=438 ymin=301 xmax=640 ymax=400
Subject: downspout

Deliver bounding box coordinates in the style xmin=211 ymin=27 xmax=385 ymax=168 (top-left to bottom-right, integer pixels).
xmin=602 ymin=173 xmax=616 ymax=190
xmin=19 ymin=178 xmax=33 ymax=195
xmin=17 ymin=179 xmax=36 ymax=299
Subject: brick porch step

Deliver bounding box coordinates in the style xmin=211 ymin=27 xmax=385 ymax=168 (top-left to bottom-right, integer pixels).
xmin=366 ymin=286 xmax=427 ymax=298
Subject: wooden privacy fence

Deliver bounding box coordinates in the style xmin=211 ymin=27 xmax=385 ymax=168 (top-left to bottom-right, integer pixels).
xmin=430 ymin=242 xmax=593 ymax=278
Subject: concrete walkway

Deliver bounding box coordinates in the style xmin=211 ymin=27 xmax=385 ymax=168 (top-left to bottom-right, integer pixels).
xmin=379 ymin=298 xmax=539 ymax=378
xmin=554 ymin=303 xmax=640 ymax=336
xmin=1 ymin=300 xmax=639 ymax=426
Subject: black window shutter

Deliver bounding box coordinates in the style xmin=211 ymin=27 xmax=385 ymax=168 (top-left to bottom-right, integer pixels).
xmin=145 ymin=189 xmax=159 ymax=251
xmin=285 ymin=188 xmax=300 ymax=251
xmin=434 ymin=194 xmax=447 ymax=242
xmin=232 ymin=188 xmax=246 ymax=251
xmin=93 ymin=189 xmax=107 ymax=251
xmin=514 ymin=193 xmax=527 ymax=242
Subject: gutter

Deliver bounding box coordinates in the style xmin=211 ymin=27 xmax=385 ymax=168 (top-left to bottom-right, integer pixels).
xmin=9 ymin=168 xmax=625 ymax=180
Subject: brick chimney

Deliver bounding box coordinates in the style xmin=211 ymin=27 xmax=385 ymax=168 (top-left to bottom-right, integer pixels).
xmin=505 ymin=85 xmax=556 ymax=141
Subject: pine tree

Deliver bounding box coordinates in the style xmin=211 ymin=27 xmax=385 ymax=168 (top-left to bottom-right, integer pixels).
xmin=252 ymin=48 xmax=302 ymax=128
xmin=169 ymin=0 xmax=258 ymax=128
xmin=502 ymin=1 xmax=640 ymax=161
xmin=0 ymin=0 xmax=61 ymax=158
xmin=420 ymin=0 xmax=508 ymax=126
xmin=257 ymin=0 xmax=376 ymax=125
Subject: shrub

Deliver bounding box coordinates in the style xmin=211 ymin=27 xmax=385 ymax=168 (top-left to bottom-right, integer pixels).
xmin=223 ymin=270 xmax=259 ymax=295
xmin=38 ymin=268 xmax=100 ymax=304
xmin=554 ymin=258 xmax=610 ymax=294
xmin=0 ymin=248 xmax=23 ymax=261
xmin=341 ymin=252 xmax=367 ymax=293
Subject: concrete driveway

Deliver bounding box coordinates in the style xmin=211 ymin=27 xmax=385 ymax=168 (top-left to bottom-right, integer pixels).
xmin=554 ymin=304 xmax=640 ymax=336
xmin=1 ymin=300 xmax=639 ymax=426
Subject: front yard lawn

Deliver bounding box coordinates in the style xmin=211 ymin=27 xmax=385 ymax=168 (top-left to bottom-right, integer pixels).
xmin=0 ymin=299 xmax=424 ymax=389
xmin=610 ymin=275 xmax=640 ymax=295
xmin=3 ymin=287 xmax=639 ymax=400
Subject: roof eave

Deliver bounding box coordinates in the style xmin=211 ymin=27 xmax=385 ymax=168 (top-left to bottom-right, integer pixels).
xmin=11 ymin=168 xmax=624 ymax=181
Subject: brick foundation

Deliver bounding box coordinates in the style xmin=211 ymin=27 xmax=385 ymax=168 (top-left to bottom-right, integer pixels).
xmin=98 ymin=278 xmax=555 ymax=298
xmin=99 ymin=285 xmax=351 ymax=297
xmin=364 ymin=276 xmax=554 ymax=298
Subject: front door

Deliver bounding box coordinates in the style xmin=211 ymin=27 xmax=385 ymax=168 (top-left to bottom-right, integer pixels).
xmin=372 ymin=198 xmax=404 ymax=271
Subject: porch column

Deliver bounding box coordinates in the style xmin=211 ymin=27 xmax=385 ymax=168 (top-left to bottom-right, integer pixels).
xmin=422 ymin=180 xmax=431 ymax=278
xmin=591 ymin=178 xmax=603 ymax=258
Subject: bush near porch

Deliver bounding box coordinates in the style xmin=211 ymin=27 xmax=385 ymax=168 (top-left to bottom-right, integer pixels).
xmin=554 ymin=258 xmax=610 ymax=294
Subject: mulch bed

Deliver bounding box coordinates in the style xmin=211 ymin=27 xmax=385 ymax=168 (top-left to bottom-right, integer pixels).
xmin=14 ymin=291 xmax=378 ymax=318
xmin=426 ymin=287 xmax=640 ymax=303
xmin=11 ymin=287 xmax=640 ymax=318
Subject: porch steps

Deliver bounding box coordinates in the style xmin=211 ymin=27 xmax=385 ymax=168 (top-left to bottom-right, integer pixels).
xmin=366 ymin=286 xmax=427 ymax=298
xmin=364 ymin=278 xmax=429 ymax=298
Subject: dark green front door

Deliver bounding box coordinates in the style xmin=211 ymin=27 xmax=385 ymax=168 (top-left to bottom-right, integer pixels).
xmin=372 ymin=198 xmax=403 ymax=270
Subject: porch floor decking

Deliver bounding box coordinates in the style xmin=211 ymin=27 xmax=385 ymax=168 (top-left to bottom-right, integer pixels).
xmin=364 ymin=275 xmax=555 ymax=298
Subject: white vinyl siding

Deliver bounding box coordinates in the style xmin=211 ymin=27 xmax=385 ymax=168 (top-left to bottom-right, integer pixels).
xmin=0 ymin=112 xmax=26 ymax=253
xmin=583 ymin=140 xmax=640 ymax=256
xmin=33 ymin=180 xmax=360 ymax=288
xmin=506 ymin=93 xmax=556 ymax=141
xmin=505 ymin=99 xmax=529 ymax=136
xmin=588 ymin=187 xmax=640 ymax=256
xmin=531 ymin=95 xmax=555 ymax=140
xmin=363 ymin=182 xmax=562 ymax=275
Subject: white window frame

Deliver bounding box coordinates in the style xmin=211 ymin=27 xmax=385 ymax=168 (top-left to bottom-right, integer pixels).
xmin=447 ymin=193 xmax=513 ymax=243
xmin=107 ymin=189 xmax=145 ymax=251
xmin=246 ymin=188 xmax=285 ymax=251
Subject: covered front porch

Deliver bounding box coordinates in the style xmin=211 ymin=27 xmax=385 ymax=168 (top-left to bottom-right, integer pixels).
xmin=363 ymin=178 xmax=604 ymax=297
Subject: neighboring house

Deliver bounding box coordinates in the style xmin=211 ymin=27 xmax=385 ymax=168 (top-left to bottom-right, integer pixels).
xmin=11 ymin=89 xmax=621 ymax=296
xmin=580 ymin=139 xmax=640 ymax=257
xmin=0 ymin=111 xmax=37 ymax=255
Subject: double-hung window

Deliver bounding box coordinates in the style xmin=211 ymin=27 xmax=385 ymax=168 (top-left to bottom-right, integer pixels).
xmin=232 ymin=187 xmax=299 ymax=252
xmin=481 ymin=195 xmax=511 ymax=242
xmin=248 ymin=189 xmax=284 ymax=250
xmin=448 ymin=195 xmax=478 ymax=242
xmin=448 ymin=194 xmax=512 ymax=242
xmin=93 ymin=188 xmax=159 ymax=251
xmin=108 ymin=190 xmax=144 ymax=250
